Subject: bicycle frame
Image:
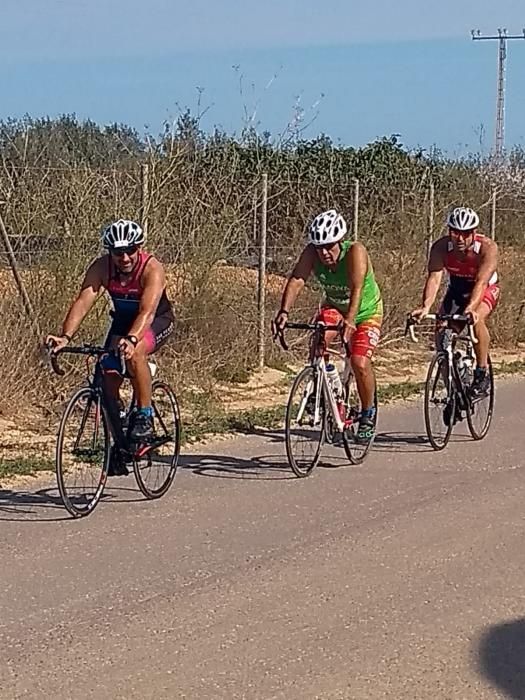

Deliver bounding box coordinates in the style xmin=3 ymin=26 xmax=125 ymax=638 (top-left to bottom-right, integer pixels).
xmin=277 ymin=321 xmax=353 ymax=433
xmin=46 ymin=344 xmax=161 ymax=453
xmin=46 ymin=345 xmax=125 ymax=441
xmin=406 ymin=312 xmax=478 ymax=399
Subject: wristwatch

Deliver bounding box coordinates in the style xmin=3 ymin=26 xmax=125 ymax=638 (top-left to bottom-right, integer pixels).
xmin=125 ymin=335 xmax=138 ymax=346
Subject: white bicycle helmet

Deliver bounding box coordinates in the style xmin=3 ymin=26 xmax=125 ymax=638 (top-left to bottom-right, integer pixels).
xmin=446 ymin=206 xmax=479 ymax=231
xmin=309 ymin=209 xmax=347 ymax=246
xmin=101 ymin=219 xmax=145 ymax=249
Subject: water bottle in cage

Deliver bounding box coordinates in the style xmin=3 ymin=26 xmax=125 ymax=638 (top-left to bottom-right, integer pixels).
xmin=456 ymin=349 xmax=473 ymax=385
xmin=325 ymin=362 xmax=343 ymax=398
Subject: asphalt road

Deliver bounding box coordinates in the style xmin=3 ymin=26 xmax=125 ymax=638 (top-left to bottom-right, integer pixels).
xmin=1 ymin=379 xmax=524 ymax=699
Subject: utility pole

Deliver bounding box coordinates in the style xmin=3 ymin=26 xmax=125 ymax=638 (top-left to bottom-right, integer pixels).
xmin=471 ymin=28 xmax=525 ymax=160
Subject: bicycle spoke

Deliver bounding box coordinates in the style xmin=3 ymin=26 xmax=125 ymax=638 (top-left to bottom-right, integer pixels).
xmin=285 ymin=367 xmax=325 ymax=477
xmin=466 ymin=357 xmax=495 ymax=440
xmin=342 ymin=382 xmax=377 ymax=465
xmin=56 ymin=389 xmax=109 ymax=518
xmin=424 ymin=353 xmax=454 ymax=450
xmin=133 ymin=380 xmax=180 ymax=498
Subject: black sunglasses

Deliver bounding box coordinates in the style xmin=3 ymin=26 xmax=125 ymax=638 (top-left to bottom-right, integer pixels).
xmin=448 ymin=228 xmax=474 ymax=238
xmin=111 ymin=245 xmax=138 ymax=257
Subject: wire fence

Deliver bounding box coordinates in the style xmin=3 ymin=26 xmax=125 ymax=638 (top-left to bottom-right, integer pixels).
xmin=1 ymin=164 xmax=525 ymax=386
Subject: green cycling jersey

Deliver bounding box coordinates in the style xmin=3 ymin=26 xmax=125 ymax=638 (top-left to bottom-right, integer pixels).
xmin=313 ymin=240 xmax=383 ymax=324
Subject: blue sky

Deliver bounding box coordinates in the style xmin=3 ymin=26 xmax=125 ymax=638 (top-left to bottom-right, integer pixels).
xmin=2 ymin=0 xmax=525 ymax=153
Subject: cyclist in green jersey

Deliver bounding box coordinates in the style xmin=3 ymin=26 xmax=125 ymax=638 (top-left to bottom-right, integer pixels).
xmin=273 ymin=209 xmax=383 ymax=443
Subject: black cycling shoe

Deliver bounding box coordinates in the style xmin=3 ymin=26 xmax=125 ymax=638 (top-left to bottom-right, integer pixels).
xmin=443 ymin=402 xmax=452 ymax=427
xmin=356 ymin=413 xmax=376 ymax=445
xmin=107 ymin=446 xmax=129 ymax=477
xmin=130 ymin=412 xmax=154 ymax=442
xmin=470 ymin=370 xmax=490 ymax=400
xmin=443 ymin=401 xmax=463 ymax=427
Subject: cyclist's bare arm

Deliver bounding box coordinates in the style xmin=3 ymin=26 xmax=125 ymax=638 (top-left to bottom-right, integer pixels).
xmin=464 ymin=238 xmax=498 ymax=314
xmin=415 ymin=238 xmax=446 ymax=314
xmin=345 ymin=241 xmax=368 ymax=325
xmin=60 ymin=258 xmax=106 ymax=338
xmin=126 ymin=259 xmax=166 ymax=341
xmin=279 ymin=246 xmax=315 ymax=313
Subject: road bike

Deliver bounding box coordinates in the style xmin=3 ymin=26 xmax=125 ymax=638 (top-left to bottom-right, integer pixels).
xmin=46 ymin=344 xmax=181 ymax=518
xmin=406 ymin=313 xmax=494 ymax=450
xmin=276 ymin=321 xmax=377 ymax=477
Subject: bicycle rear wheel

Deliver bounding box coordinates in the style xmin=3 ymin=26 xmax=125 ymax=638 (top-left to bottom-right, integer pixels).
xmin=285 ymin=367 xmax=325 ymax=477
xmin=133 ymin=380 xmax=181 ymax=499
xmin=424 ymin=353 xmax=455 ymax=451
xmin=466 ymin=356 xmax=495 ymax=440
xmin=56 ymin=387 xmax=110 ymax=518
xmin=342 ymin=379 xmax=378 ymax=465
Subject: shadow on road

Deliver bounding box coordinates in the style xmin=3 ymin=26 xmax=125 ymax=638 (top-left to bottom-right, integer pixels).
xmin=373 ymin=431 xmax=430 ymax=453
xmin=373 ymin=430 xmax=471 ymax=454
xmin=0 ymin=481 xmax=145 ymax=522
xmin=0 ymin=486 xmax=68 ymax=521
xmin=180 ymin=452 xmax=296 ymax=480
xmin=477 ymin=618 xmax=525 ymax=699
xmin=181 ymin=424 xmax=455 ymax=479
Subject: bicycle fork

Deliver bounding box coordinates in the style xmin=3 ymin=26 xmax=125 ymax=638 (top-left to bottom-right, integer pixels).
xmin=300 ymin=364 xmax=347 ymax=433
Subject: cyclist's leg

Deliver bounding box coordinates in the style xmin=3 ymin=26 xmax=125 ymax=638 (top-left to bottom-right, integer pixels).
xmin=473 ymin=284 xmax=499 ymax=368
xmin=101 ymin=327 xmax=129 ymax=475
xmin=435 ymin=291 xmax=461 ymax=424
xmin=127 ymin=339 xmax=153 ymax=407
xmin=349 ymin=317 xmax=381 ymax=442
xmin=129 ymin=315 xmax=174 ymax=403
xmin=471 ymin=284 xmax=499 ymax=397
xmin=128 ymin=316 xmax=174 ymax=440
xmin=349 ymin=321 xmax=380 ymax=409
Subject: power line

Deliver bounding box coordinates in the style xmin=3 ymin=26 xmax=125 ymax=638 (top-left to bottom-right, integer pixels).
xmin=471 ymin=28 xmax=525 ymax=160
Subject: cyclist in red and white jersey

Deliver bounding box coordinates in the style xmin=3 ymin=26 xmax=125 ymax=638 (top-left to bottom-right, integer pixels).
xmin=411 ymin=206 xmax=499 ymax=398
xmin=45 ymin=219 xmax=174 ymax=471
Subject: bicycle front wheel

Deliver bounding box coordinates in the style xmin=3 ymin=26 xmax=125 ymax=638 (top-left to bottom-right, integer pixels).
xmin=466 ymin=356 xmax=495 ymax=440
xmin=285 ymin=367 xmax=325 ymax=477
xmin=56 ymin=388 xmax=110 ymax=518
xmin=133 ymin=380 xmax=181 ymax=499
xmin=424 ymin=353 xmax=455 ymax=451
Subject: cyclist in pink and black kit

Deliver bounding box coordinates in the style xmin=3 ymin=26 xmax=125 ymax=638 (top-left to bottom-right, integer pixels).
xmin=45 ymin=219 xmax=174 ymax=468
xmin=412 ymin=206 xmax=499 ymax=398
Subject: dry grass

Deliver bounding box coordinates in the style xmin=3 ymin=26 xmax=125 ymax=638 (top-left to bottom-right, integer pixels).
xmin=1 ymin=244 xmax=524 ymax=420
xmin=1 ymin=144 xmax=524 ymax=421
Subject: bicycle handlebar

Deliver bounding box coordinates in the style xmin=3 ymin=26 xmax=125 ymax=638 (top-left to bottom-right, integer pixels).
xmin=405 ymin=313 xmax=478 ymax=344
xmin=273 ymin=320 xmax=344 ymax=351
xmin=44 ymin=344 xmax=123 ymax=377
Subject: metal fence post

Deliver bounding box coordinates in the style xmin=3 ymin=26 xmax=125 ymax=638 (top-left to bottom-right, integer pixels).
xmin=426 ymin=181 xmax=435 ymax=260
xmin=0 ymin=211 xmax=41 ymax=337
xmin=141 ymin=163 xmax=150 ymax=238
xmin=353 ymin=178 xmax=359 ymax=240
xmin=491 ymin=188 xmax=497 ymax=239
xmin=257 ymin=173 xmax=268 ymax=370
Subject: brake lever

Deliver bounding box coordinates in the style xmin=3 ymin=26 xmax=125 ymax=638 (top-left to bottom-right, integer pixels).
xmin=405 ymin=315 xmax=419 ymax=343
xmin=465 ymin=315 xmax=479 ymax=345
xmin=116 ymin=347 xmax=127 ymax=376
xmin=42 ymin=342 xmax=65 ymax=376
xmin=277 ymin=329 xmax=289 ymax=351
xmin=271 ymin=320 xmax=289 ymax=351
